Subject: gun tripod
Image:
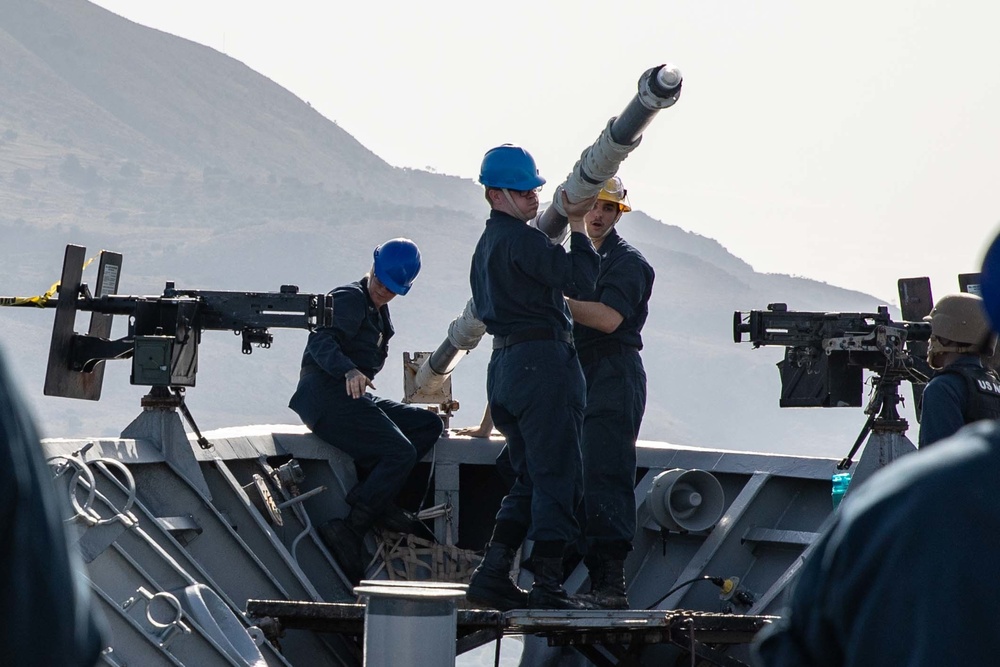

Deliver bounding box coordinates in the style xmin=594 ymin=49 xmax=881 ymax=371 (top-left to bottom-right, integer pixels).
xmin=836 ymin=372 xmax=917 ymax=489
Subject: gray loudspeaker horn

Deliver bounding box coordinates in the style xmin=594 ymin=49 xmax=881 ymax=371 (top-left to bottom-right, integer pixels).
xmin=646 ymin=468 xmax=724 ymax=532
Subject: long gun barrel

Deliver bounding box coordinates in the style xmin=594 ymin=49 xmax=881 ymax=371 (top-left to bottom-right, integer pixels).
xmin=412 ymin=64 xmax=682 ymax=400
xmin=535 ymin=64 xmax=682 ymax=239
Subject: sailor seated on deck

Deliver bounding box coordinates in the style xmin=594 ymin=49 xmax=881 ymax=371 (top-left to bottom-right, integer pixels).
xmin=753 ymin=228 xmax=1000 ymax=667
xmin=289 ymin=239 xmax=443 ymax=584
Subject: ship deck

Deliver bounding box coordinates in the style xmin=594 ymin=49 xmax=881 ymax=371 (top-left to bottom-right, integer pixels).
xmin=247 ymin=599 xmax=775 ymax=667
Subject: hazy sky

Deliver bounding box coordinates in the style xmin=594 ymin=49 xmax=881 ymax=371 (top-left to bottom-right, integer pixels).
xmin=90 ymin=0 xmax=1000 ymax=305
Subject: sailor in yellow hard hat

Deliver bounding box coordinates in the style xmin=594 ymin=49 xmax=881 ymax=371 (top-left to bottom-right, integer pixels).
xmin=583 ymin=175 xmax=631 ymax=247
xmin=565 ymin=175 xmax=653 ymax=609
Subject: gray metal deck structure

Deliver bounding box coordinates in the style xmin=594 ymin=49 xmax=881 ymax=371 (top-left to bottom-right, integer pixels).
xmin=42 ymin=403 xmax=842 ymax=666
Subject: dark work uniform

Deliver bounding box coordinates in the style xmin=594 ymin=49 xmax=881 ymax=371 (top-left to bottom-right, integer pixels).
xmin=754 ymin=419 xmax=1000 ymax=666
xmin=471 ymin=210 xmax=599 ymax=550
xmin=574 ymin=229 xmax=653 ymax=558
xmin=918 ymin=356 xmax=1000 ymax=447
xmin=289 ymin=276 xmax=443 ymax=512
xmin=0 ymin=349 xmax=105 ymax=667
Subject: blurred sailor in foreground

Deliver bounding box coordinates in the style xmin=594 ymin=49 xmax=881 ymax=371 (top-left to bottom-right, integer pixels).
xmin=0 ymin=346 xmax=105 ymax=666
xmin=753 ymin=228 xmax=1000 ymax=666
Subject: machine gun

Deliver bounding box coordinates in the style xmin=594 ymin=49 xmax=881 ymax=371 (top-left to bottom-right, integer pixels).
xmin=732 ymin=303 xmax=932 ymax=409
xmin=733 ymin=301 xmax=933 ymax=470
xmin=3 ymin=245 xmax=332 ymax=434
xmin=733 ymin=273 xmax=987 ymax=472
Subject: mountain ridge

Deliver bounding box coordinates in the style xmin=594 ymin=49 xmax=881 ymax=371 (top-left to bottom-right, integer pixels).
xmin=0 ymin=0 xmax=908 ymax=455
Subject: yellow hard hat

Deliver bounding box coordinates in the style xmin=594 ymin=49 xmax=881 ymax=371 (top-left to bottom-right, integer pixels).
xmin=597 ymin=176 xmax=631 ymax=213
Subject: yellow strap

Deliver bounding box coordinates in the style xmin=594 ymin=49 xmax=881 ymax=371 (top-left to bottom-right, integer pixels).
xmin=0 ymin=253 xmax=99 ymax=308
xmin=0 ymin=281 xmax=60 ymax=307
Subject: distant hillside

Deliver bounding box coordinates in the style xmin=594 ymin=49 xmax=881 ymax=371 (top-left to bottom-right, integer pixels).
xmin=0 ymin=0 xmax=913 ymax=457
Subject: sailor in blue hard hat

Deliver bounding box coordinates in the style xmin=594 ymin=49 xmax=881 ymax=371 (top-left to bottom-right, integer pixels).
xmin=466 ymin=143 xmax=601 ymax=611
xmin=289 ymin=237 xmax=442 ymax=583
xmin=477 ymin=143 xmax=547 ymax=222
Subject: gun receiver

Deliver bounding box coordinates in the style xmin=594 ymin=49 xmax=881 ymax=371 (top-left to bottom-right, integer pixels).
xmin=733 ymin=303 xmax=931 ymax=408
xmin=9 ymin=245 xmax=333 ymax=400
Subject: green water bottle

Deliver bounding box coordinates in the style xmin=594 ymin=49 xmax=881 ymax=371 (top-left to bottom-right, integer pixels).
xmin=831 ymin=472 xmax=852 ymax=509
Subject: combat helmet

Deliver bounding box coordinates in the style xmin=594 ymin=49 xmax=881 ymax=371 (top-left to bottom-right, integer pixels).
xmin=925 ymin=294 xmax=992 ymax=346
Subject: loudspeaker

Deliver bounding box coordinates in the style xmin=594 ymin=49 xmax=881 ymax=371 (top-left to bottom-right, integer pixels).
xmin=645 ymin=469 xmax=724 ymax=532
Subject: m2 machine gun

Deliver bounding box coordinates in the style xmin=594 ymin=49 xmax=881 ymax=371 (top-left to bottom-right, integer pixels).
xmin=733 ymin=300 xmax=933 ymax=475
xmin=733 ymin=274 xmax=983 ymax=482
xmin=732 ymin=303 xmax=931 ymax=410
xmin=4 ymin=244 xmax=333 ymax=443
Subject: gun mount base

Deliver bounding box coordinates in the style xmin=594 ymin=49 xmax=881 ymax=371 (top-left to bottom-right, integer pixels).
xmin=139 ymin=387 xmax=212 ymax=450
xmin=835 ymin=374 xmax=917 ymax=499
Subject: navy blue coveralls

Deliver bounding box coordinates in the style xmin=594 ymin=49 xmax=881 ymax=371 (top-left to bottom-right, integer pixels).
xmin=289 ymin=276 xmax=443 ymax=512
xmin=754 ymin=419 xmax=1000 ymax=666
xmin=471 ymin=210 xmax=599 ymax=554
xmin=0 ymin=348 xmax=105 ymax=667
xmin=574 ymin=229 xmax=653 ymax=559
xmin=918 ymin=356 xmax=1000 ymax=447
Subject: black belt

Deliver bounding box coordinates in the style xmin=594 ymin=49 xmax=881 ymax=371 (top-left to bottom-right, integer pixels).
xmin=577 ymin=340 xmax=638 ymax=366
xmin=493 ymin=327 xmax=573 ymax=349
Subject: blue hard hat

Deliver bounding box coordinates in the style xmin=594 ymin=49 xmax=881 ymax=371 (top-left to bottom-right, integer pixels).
xmin=982 ymin=230 xmax=1000 ymax=332
xmin=373 ymin=238 xmax=421 ymax=296
xmin=478 ymin=144 xmax=546 ymax=190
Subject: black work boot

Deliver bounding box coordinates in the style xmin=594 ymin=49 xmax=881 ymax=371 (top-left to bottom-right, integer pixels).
xmin=317 ymin=503 xmax=376 ymax=585
xmin=466 ymin=543 xmax=529 ymax=611
xmin=580 ymin=556 xmax=629 ymax=609
xmin=527 ymin=556 xmax=596 ymax=610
